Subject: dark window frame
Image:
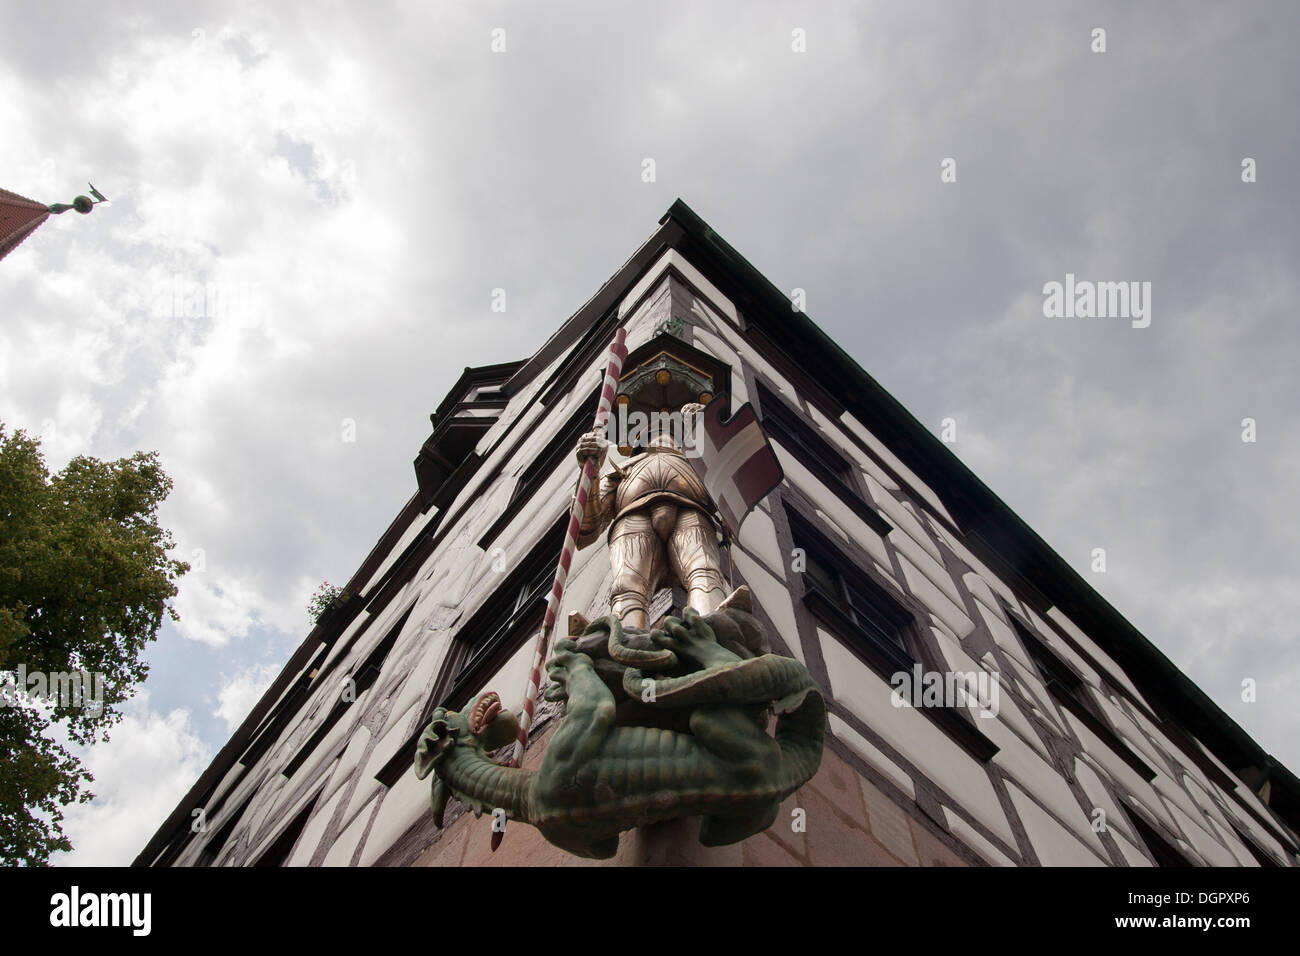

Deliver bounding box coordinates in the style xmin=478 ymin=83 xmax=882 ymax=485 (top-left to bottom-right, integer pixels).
xmin=1008 ymin=612 xmax=1157 ymax=782
xmin=447 ymin=516 xmax=567 ymax=702
xmin=445 ymin=575 xmax=550 ymax=706
xmin=281 ymin=604 xmax=413 ymax=778
xmin=197 ymin=794 xmax=253 ymax=867
xmin=478 ymin=386 xmax=601 ymax=549
xmin=1228 ymin=822 xmax=1282 ymax=867
xmin=1122 ymin=803 xmax=1194 ymax=867
xmin=251 ymin=791 xmax=320 ymax=868
xmin=1010 ymin=605 xmax=1300 ymax=852
xmin=237 ymin=657 xmax=323 ymax=770
xmin=537 ymin=308 xmax=622 ymax=410
xmin=787 ymin=507 xmax=918 ymax=677
xmin=375 ymin=515 xmax=568 ymax=787
xmin=785 ymin=502 xmax=997 ymax=762
xmin=756 ymin=381 xmax=890 ymax=537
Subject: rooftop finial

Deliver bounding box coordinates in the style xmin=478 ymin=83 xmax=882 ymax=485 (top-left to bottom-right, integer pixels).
xmin=48 ymin=182 xmax=109 ymax=215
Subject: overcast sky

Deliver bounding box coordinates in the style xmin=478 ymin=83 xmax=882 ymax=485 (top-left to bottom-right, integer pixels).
xmin=2 ymin=1 xmax=1296 ymax=865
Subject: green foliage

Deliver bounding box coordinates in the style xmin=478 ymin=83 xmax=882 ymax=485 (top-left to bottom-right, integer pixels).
xmin=307 ymin=581 xmax=347 ymax=624
xmin=0 ymin=423 xmax=189 ymax=865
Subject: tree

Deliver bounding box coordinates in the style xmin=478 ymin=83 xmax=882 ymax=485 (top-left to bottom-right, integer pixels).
xmin=0 ymin=424 xmax=189 ymax=865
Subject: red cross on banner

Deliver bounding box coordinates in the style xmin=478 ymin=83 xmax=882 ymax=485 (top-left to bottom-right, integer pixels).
xmin=685 ymin=395 xmax=784 ymax=537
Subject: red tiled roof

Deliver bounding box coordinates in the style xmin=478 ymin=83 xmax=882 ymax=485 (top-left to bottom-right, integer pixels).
xmin=0 ymin=187 xmax=51 ymax=262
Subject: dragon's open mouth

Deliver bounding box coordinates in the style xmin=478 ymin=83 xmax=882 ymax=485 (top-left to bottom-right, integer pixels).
xmin=469 ymin=692 xmax=501 ymax=735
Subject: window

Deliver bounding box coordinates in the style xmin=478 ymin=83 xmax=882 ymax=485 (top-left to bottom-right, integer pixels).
xmin=238 ymin=661 xmax=321 ymax=769
xmin=757 ymin=382 xmax=890 ymax=537
xmin=252 ymin=792 xmax=319 ymax=868
xmin=789 ymin=504 xmax=998 ymax=761
xmin=788 ymin=507 xmax=915 ymax=675
xmin=281 ymin=604 xmax=412 ymax=778
xmin=374 ymin=516 xmax=567 ymax=788
xmin=1018 ymin=622 xmax=1103 ymax=722
xmin=461 ymin=384 xmax=504 ymax=404
xmin=478 ymin=387 xmax=600 ymax=548
xmin=1229 ymin=823 xmax=1281 ymax=867
xmin=537 ymin=310 xmax=621 ymax=409
xmin=311 ymin=598 xmax=407 ymax=692
xmin=197 ymin=795 xmax=252 ymax=867
xmin=1010 ymin=614 xmax=1156 ymax=781
xmin=758 ymin=381 xmax=853 ymax=484
xmin=1123 ymin=805 xmax=1193 ymax=867
xmin=443 ymin=571 xmax=549 ymax=705
xmin=416 ymin=362 xmax=522 ymax=511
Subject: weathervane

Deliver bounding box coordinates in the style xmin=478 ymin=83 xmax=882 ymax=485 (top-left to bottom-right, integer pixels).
xmin=47 ymin=183 xmax=109 ymax=215
xmin=1 ymin=182 xmax=110 ymax=262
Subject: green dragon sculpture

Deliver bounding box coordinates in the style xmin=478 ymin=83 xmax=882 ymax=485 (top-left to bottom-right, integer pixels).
xmin=414 ymin=592 xmax=825 ymax=859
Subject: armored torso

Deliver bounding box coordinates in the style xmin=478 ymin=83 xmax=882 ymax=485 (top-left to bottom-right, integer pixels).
xmin=612 ymin=448 xmax=714 ymax=523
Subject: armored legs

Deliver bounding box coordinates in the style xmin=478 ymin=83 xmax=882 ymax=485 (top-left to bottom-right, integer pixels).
xmin=607 ymin=504 xmax=727 ymax=628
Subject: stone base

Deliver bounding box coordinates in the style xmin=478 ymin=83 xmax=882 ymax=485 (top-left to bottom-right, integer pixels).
xmin=409 ymin=727 xmax=968 ymax=867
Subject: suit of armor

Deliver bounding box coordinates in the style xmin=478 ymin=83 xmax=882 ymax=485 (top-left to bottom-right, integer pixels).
xmin=577 ymin=433 xmax=728 ymax=628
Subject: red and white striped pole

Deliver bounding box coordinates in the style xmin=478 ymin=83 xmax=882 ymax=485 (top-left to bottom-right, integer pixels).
xmin=503 ymin=327 xmax=627 ymax=774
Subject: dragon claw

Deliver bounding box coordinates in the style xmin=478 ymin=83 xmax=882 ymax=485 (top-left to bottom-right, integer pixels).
xmin=649 ymin=628 xmax=679 ymax=651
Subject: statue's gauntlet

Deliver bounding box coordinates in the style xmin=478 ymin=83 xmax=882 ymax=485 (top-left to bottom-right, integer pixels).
xmin=577 ymin=471 xmax=617 ymax=548
xmin=573 ymin=426 xmax=614 ymax=548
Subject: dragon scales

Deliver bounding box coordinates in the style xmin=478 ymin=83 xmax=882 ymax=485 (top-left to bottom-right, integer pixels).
xmin=414 ymin=592 xmax=826 ymax=859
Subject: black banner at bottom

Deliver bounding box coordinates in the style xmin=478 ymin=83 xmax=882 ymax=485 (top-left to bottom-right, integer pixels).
xmin=0 ymin=864 xmax=1286 ymax=943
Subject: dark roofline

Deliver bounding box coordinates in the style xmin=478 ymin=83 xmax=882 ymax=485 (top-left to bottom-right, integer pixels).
xmin=501 ymin=218 xmax=685 ymax=397
xmin=429 ymin=360 xmax=525 ymax=428
xmin=657 ymin=198 xmax=1300 ymax=820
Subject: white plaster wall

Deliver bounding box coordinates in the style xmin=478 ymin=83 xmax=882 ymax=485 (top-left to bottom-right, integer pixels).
xmin=1006 ymin=782 xmax=1107 ymax=866
xmin=819 ymin=632 xmax=1015 ymax=847
xmin=827 ymin=712 xmax=915 ymax=801
xmin=839 ymin=411 xmax=953 ymax=523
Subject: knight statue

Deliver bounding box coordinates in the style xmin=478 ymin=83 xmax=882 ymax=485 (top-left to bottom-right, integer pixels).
xmin=415 ymin=389 xmax=826 ymax=859
xmin=573 ymin=401 xmax=728 ymax=627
